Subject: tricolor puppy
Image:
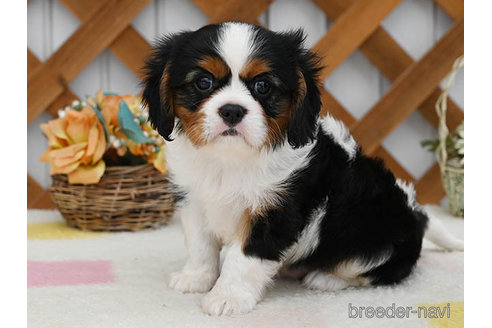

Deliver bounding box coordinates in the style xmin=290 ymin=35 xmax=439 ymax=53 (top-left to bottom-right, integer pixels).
xmin=142 ymin=22 xmax=463 ymax=316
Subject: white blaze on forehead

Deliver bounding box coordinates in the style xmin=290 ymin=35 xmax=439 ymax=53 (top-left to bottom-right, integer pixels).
xmin=218 ymin=23 xmax=258 ymax=74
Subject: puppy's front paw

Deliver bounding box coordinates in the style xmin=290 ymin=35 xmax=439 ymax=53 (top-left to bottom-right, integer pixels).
xmin=169 ymin=270 xmax=217 ymax=293
xmin=201 ymin=288 xmax=257 ymax=316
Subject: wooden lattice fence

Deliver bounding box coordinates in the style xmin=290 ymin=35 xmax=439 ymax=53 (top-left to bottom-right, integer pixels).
xmin=27 ymin=0 xmax=464 ymax=209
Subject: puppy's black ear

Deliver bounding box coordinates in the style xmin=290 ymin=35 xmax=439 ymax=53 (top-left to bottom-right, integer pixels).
xmin=141 ymin=32 xmax=189 ymax=141
xmin=284 ymin=30 xmax=322 ymax=148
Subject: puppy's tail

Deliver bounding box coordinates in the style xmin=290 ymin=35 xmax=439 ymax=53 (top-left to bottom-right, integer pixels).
xmin=421 ymin=211 xmax=464 ymax=251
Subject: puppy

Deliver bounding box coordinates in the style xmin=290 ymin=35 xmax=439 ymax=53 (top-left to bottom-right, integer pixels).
xmin=142 ymin=22 xmax=463 ymax=316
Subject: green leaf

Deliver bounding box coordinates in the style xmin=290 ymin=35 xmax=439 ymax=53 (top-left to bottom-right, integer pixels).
xmin=118 ymin=101 xmax=153 ymax=144
xmin=103 ymin=91 xmax=119 ymax=96
xmin=86 ymin=101 xmax=110 ymax=142
xmin=421 ymin=139 xmax=439 ymax=152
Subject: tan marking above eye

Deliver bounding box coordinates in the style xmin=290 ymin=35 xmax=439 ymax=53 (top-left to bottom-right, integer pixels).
xmin=197 ymin=56 xmax=230 ymax=79
xmin=240 ymin=58 xmax=271 ymax=80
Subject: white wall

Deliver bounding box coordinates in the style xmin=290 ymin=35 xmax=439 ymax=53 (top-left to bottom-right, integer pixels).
xmin=27 ymin=0 xmax=464 ymax=189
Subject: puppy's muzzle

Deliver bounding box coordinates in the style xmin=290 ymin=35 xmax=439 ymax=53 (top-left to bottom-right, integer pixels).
xmin=219 ymin=104 xmax=246 ymax=127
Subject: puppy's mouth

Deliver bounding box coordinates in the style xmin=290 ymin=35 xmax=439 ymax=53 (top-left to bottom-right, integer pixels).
xmin=220 ymin=128 xmax=239 ymax=137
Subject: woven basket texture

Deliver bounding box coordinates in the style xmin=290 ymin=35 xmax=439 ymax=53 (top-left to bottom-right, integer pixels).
xmin=435 ymin=55 xmax=464 ymax=218
xmin=50 ymin=164 xmax=175 ymax=231
xmin=441 ymin=165 xmax=464 ymax=217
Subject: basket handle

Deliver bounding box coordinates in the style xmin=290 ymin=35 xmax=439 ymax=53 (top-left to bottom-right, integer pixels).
xmin=435 ymin=55 xmax=464 ymax=170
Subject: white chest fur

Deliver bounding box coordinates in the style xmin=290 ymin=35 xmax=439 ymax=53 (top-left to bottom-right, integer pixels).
xmin=166 ymin=136 xmax=314 ymax=242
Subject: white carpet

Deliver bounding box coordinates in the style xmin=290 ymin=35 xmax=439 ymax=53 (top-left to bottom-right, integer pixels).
xmin=27 ymin=205 xmax=463 ymax=328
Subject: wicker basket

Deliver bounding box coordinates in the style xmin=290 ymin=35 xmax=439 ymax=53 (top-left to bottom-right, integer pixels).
xmin=435 ymin=55 xmax=464 ymax=217
xmin=441 ymin=165 xmax=464 ymax=217
xmin=49 ymin=164 xmax=175 ymax=231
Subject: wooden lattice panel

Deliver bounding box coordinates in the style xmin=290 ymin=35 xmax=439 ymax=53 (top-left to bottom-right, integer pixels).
xmin=27 ymin=0 xmax=464 ymax=209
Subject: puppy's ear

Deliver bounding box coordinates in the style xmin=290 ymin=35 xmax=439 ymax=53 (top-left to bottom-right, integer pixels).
xmin=284 ymin=30 xmax=322 ymax=148
xmin=141 ymin=32 xmax=189 ymax=141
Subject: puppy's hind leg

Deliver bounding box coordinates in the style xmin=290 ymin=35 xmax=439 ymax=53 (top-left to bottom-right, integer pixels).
xmin=302 ymin=271 xmax=368 ymax=291
xmin=303 ymin=257 xmax=389 ymax=291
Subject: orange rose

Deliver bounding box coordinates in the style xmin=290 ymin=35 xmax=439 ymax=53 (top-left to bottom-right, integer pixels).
xmin=91 ymin=90 xmax=140 ymax=133
xmin=40 ymin=106 xmax=107 ymax=184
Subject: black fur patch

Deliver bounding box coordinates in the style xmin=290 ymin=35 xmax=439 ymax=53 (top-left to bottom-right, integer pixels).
xmin=244 ymin=129 xmax=428 ymax=285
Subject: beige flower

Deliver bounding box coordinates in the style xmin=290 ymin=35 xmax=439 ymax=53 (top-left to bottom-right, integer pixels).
xmin=40 ymin=106 xmax=107 ymax=184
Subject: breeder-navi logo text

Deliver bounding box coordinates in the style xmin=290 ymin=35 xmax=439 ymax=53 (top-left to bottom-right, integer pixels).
xmin=348 ymin=303 xmax=451 ymax=319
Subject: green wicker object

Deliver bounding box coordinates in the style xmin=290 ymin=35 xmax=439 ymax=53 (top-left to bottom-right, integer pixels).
xmin=441 ymin=165 xmax=464 ymax=217
xmin=435 ymin=56 xmax=464 ymax=217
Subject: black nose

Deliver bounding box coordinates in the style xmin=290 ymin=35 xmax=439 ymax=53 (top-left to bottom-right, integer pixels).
xmin=219 ymin=104 xmax=246 ymax=126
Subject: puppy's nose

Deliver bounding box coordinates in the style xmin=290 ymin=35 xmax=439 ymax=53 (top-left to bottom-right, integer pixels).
xmin=219 ymin=104 xmax=246 ymax=126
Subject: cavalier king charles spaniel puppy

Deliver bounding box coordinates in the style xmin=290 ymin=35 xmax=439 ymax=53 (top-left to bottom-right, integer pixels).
xmin=142 ymin=22 xmax=463 ymax=316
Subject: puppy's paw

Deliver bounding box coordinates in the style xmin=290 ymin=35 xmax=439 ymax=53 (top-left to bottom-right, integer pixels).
xmin=201 ymin=288 xmax=257 ymax=316
xmin=169 ymin=270 xmax=217 ymax=293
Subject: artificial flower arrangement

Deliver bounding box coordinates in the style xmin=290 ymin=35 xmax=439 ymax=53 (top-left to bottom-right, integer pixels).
xmin=40 ymin=91 xmax=166 ymax=184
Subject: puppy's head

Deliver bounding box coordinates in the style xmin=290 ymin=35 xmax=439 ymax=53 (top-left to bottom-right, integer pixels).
xmin=142 ymin=22 xmax=321 ymax=150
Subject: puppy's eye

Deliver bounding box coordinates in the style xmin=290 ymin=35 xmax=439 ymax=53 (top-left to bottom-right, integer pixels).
xmin=254 ymin=80 xmax=270 ymax=95
xmin=195 ymin=76 xmax=213 ymax=91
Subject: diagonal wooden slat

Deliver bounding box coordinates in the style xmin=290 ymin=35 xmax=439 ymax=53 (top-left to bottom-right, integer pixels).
xmin=434 ymin=0 xmax=464 ymax=20
xmin=28 ymin=174 xmax=44 ymax=207
xmin=313 ymin=0 xmax=402 ymax=80
xmin=351 ymin=18 xmax=464 ymax=155
xmin=418 ymin=89 xmax=463 ymax=130
xmin=313 ymin=0 xmax=463 ymax=131
xmin=27 ymin=0 xmax=151 ymax=126
xmin=59 ymin=0 xmax=102 ymax=23
xmin=28 ymin=49 xmax=78 ymax=117
xmin=27 ymin=49 xmax=39 ymax=75
xmin=28 ymin=61 xmax=66 ymax=124
xmin=416 ymin=163 xmax=445 ymax=204
xmin=209 ymin=0 xmax=273 ymax=24
xmin=192 ymin=0 xmax=271 ymax=25
xmin=360 ymin=28 xmax=463 ymax=130
xmin=59 ymin=0 xmax=152 ymax=81
xmin=109 ymin=28 xmax=152 ymax=81
xmin=27 ymin=174 xmax=55 ymax=209
xmin=192 ymin=0 xmax=225 ymax=13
